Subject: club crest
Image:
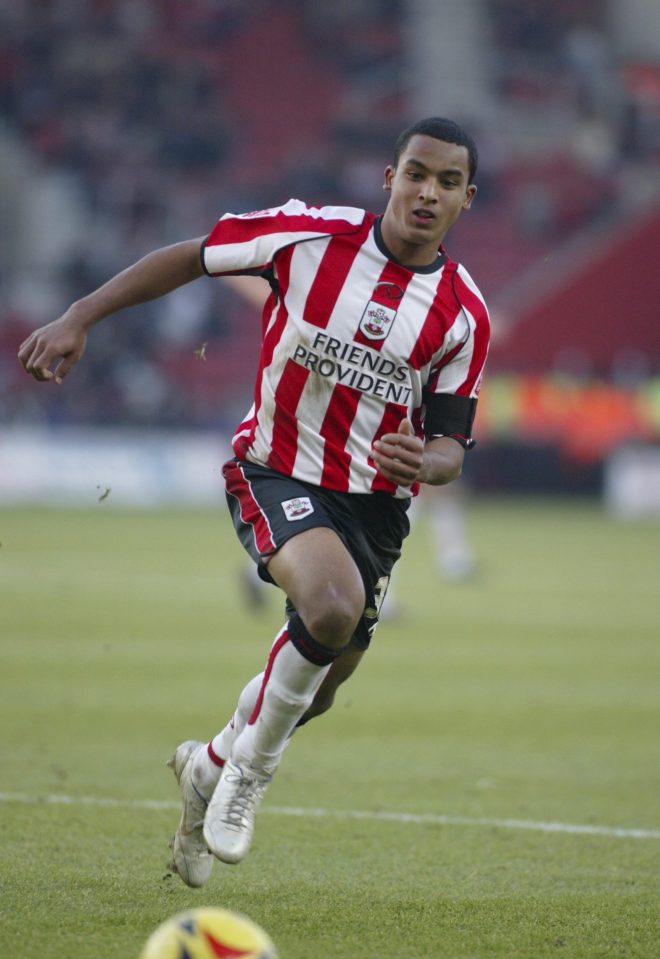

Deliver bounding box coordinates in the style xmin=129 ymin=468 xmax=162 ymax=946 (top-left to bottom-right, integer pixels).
xmin=358 ymin=301 xmax=397 ymax=341
xmin=281 ymin=496 xmax=314 ymax=521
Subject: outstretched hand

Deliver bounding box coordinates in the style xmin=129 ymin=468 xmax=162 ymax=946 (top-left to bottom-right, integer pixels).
xmin=371 ymin=417 xmax=424 ymax=486
xmin=18 ymin=313 xmax=88 ymax=384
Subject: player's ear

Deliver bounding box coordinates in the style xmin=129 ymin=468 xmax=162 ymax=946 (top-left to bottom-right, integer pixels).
xmin=383 ymin=165 xmax=395 ymax=192
xmin=463 ymin=184 xmax=477 ymax=210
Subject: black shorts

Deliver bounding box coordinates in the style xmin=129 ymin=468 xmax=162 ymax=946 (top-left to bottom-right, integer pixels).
xmin=223 ymin=458 xmax=410 ymax=649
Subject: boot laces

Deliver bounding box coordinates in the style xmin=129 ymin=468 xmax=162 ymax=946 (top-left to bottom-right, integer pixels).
xmin=221 ymin=770 xmax=268 ymax=828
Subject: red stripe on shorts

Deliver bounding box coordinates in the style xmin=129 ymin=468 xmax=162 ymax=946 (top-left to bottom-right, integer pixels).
xmin=223 ymin=460 xmax=276 ymax=553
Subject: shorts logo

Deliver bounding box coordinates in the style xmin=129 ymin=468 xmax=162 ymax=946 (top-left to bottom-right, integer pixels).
xmin=281 ymin=496 xmax=314 ymax=521
xmin=358 ymin=301 xmax=397 ymax=341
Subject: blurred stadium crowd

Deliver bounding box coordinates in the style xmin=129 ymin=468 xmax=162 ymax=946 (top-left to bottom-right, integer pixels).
xmin=1 ymin=0 xmax=659 ymax=434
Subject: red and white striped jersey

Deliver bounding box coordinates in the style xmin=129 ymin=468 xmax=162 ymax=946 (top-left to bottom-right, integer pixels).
xmin=203 ymin=199 xmax=490 ymax=498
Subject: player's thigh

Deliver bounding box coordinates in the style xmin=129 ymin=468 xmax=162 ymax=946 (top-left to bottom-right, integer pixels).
xmin=266 ymin=526 xmax=365 ymax=642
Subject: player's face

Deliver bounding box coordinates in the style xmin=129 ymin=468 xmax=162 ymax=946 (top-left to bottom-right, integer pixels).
xmin=381 ymin=135 xmax=476 ymax=267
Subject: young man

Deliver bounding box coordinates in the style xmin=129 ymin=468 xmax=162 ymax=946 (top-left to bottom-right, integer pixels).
xmin=18 ymin=117 xmax=490 ymax=887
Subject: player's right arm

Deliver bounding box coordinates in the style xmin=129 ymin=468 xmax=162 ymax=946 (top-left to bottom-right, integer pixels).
xmin=18 ymin=237 xmax=205 ymax=383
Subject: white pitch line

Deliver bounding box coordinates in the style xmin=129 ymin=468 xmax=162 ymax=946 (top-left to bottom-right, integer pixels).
xmin=0 ymin=791 xmax=658 ymax=840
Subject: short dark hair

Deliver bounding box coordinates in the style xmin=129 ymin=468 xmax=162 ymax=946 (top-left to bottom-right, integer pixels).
xmin=393 ymin=117 xmax=478 ymax=184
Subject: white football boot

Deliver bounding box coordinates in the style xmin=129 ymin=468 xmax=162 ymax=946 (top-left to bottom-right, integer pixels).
xmin=167 ymin=740 xmax=214 ymax=887
xmin=203 ymin=759 xmax=272 ymax=864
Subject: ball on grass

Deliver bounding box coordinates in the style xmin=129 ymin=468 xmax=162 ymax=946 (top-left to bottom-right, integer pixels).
xmin=139 ymin=906 xmax=278 ymax=959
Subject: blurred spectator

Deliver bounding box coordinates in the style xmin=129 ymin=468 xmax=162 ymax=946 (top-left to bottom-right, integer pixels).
xmin=2 ymin=0 xmax=659 ymax=432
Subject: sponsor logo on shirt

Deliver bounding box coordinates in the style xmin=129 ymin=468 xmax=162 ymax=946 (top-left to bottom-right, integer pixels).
xmin=291 ymin=332 xmax=413 ymax=405
xmin=281 ymin=497 xmax=314 ymax=521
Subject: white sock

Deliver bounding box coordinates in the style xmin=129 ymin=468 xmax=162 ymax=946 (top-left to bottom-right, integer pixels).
xmin=210 ymin=672 xmax=265 ymax=761
xmin=231 ymin=627 xmax=331 ymax=775
xmin=191 ymin=672 xmax=265 ymax=797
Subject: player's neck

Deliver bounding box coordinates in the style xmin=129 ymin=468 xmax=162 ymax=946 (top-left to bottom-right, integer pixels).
xmin=375 ymin=217 xmax=445 ymax=273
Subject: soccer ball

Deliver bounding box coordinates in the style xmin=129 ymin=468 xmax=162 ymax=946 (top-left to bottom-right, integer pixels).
xmin=139 ymin=906 xmax=278 ymax=959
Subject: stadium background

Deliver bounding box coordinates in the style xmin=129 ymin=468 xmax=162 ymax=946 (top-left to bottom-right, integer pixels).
xmin=1 ymin=6 xmax=659 ymax=959
xmin=1 ymin=0 xmax=659 ymax=512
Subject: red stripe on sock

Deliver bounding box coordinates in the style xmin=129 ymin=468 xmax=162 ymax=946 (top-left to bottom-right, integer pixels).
xmin=207 ymin=741 xmax=226 ymax=767
xmin=248 ymin=627 xmax=290 ymax=725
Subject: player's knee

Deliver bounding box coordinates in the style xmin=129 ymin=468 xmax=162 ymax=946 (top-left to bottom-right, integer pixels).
xmin=303 ymin=592 xmax=362 ymax=649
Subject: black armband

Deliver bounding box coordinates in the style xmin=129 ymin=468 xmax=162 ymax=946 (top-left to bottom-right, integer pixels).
xmin=200 ymin=236 xmax=210 ymax=276
xmin=423 ymin=391 xmax=477 ymax=450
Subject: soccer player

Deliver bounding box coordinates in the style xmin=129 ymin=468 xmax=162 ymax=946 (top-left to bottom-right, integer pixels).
xmin=18 ymin=117 xmax=490 ymax=887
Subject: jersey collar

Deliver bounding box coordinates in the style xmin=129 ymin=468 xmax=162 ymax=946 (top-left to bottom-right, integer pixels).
xmin=374 ymin=216 xmax=446 ymax=274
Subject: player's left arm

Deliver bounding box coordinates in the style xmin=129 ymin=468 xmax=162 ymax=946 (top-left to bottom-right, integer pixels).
xmin=391 ymin=262 xmax=489 ymax=487
xmin=418 ymin=434 xmax=465 ymax=484
xmin=372 ymin=421 xmax=464 ymax=487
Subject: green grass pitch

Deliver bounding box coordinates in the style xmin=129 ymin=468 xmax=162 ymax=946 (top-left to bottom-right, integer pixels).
xmin=1 ymin=498 xmax=658 ymax=958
